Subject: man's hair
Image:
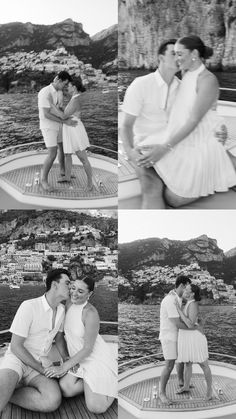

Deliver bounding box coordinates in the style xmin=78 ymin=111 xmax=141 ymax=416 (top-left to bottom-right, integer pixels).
xmin=175 ymin=275 xmax=191 ymax=288
xmin=57 ymin=71 xmax=72 ymax=82
xmin=158 ymin=39 xmax=177 ymax=56
xmin=46 ymin=268 xmax=70 ymax=291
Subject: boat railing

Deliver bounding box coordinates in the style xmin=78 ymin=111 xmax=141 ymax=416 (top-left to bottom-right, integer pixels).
xmin=119 ymin=351 xmax=236 ymax=373
xmin=0 ymin=141 xmax=118 ymax=161
xmin=0 ymin=321 xmax=118 ymax=336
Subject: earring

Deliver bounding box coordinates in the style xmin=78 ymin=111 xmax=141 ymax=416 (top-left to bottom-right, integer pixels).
xmin=192 ymin=57 xmax=196 ymax=61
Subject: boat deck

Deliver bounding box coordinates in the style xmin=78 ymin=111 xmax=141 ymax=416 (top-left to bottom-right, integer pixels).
xmin=0 ymin=395 xmax=117 ymax=419
xmin=0 ymin=163 xmax=117 ymax=201
xmin=119 ymin=372 xmax=236 ymax=412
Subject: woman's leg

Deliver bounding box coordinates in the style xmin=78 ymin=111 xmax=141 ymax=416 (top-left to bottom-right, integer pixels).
xmin=176 ymin=363 xmax=192 ymax=393
xmin=135 ymin=166 xmax=166 ymax=209
xmin=59 ymin=374 xmax=84 ymax=398
xmin=164 ymin=188 xmax=199 ymax=208
xmin=75 ymin=150 xmax=93 ymax=190
xmin=198 ymin=360 xmax=212 ymax=400
xmin=83 ymin=381 xmax=114 ymax=414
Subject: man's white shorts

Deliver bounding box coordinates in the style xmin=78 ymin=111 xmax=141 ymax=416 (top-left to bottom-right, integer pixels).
xmin=0 ymin=352 xmax=40 ymax=385
xmin=161 ymin=340 xmax=177 ymax=360
xmin=41 ymin=128 xmax=62 ymax=148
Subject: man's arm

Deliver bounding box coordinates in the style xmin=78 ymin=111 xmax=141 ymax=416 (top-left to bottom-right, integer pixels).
xmin=10 ymin=334 xmax=45 ymax=374
xmin=54 ymin=332 xmax=69 ymax=361
xmin=120 ymin=113 xmax=143 ymax=165
xmin=169 ymin=317 xmax=197 ymax=330
xmin=42 ymin=107 xmax=77 ymax=126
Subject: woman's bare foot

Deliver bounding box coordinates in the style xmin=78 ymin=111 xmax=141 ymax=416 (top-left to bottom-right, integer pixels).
xmin=176 ymin=387 xmax=190 ymax=394
xmin=41 ymin=181 xmax=55 ymax=192
xmin=205 ymin=392 xmax=213 ymax=401
xmin=159 ymin=393 xmax=172 ymax=404
xmin=87 ymin=183 xmax=94 ymax=191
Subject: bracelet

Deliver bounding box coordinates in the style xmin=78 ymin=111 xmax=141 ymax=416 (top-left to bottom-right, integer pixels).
xmin=164 ymin=143 xmax=174 ymax=152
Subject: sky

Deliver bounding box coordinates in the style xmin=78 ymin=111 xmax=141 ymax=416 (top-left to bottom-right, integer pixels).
xmin=0 ymin=0 xmax=117 ymax=35
xmin=119 ymin=210 xmax=236 ymax=252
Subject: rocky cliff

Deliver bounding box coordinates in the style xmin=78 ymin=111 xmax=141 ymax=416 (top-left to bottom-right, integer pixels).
xmin=0 ymin=19 xmax=117 ymax=70
xmin=118 ymin=0 xmax=236 ymax=70
xmin=119 ymin=235 xmax=224 ymax=273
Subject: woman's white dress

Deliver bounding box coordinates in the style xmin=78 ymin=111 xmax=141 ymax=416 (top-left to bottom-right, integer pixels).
xmin=177 ymin=300 xmax=208 ymax=363
xmin=63 ymin=94 xmax=90 ymax=154
xmin=64 ymin=302 xmax=117 ymax=398
xmin=141 ymin=64 xmax=236 ymax=198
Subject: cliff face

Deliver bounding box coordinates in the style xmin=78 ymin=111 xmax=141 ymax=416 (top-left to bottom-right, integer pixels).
xmin=119 ymin=235 xmax=225 ymax=273
xmin=0 ymin=19 xmax=117 ymax=70
xmin=118 ymin=0 xmax=236 ymax=70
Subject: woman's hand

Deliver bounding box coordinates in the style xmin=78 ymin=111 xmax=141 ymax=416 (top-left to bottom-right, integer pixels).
xmin=44 ymin=364 xmax=67 ymax=378
xmin=136 ymin=145 xmax=168 ymax=167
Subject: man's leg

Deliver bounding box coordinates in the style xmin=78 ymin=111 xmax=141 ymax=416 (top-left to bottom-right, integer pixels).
xmin=0 ymin=369 xmax=19 ymax=412
xmin=10 ymin=374 xmax=61 ymax=412
xmin=59 ymin=373 xmax=84 ymax=397
xmin=41 ymin=146 xmax=57 ymax=191
xmin=159 ymin=359 xmax=175 ymax=403
xmin=57 ymin=142 xmax=65 ymax=177
xmin=135 ymin=166 xmax=166 ymax=209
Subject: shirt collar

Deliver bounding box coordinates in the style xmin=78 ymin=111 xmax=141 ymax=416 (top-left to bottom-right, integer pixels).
xmin=49 ymin=83 xmax=58 ymax=95
xmin=41 ymin=294 xmax=52 ymax=312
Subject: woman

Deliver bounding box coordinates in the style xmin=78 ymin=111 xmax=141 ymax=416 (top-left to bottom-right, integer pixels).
xmin=45 ymin=277 xmax=117 ymax=414
xmin=174 ymin=283 xmax=212 ymax=400
xmin=137 ymin=35 xmax=236 ymax=208
xmin=51 ymin=78 xmax=93 ymax=190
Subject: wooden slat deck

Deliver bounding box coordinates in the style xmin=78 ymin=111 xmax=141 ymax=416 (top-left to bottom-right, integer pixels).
xmin=0 ymin=395 xmax=117 ymax=419
xmin=0 ymin=164 xmax=117 ymax=200
xmin=119 ymin=373 xmax=236 ymax=412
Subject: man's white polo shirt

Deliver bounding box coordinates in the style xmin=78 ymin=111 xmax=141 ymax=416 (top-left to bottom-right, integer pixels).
xmin=8 ymin=295 xmax=65 ymax=361
xmin=38 ymin=84 xmax=61 ymax=131
xmin=122 ymin=69 xmax=179 ymax=146
xmin=159 ymin=292 xmax=182 ymax=342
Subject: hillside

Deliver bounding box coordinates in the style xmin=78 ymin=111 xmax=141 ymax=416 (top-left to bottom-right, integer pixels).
xmin=119 ymin=235 xmax=236 ymax=285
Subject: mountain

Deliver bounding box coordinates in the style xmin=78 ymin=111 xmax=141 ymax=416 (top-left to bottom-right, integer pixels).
xmin=119 ymin=0 xmax=236 ymax=70
xmin=0 ymin=210 xmax=117 ymax=247
xmin=119 ymin=235 xmax=236 ymax=284
xmin=0 ymin=19 xmax=117 ymax=70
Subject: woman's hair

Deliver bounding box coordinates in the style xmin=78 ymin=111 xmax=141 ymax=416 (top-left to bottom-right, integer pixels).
xmin=190 ymin=283 xmax=201 ymax=302
xmin=178 ymin=35 xmax=213 ymax=59
xmin=72 ymin=76 xmax=86 ymax=93
xmin=81 ymin=276 xmax=95 ymax=292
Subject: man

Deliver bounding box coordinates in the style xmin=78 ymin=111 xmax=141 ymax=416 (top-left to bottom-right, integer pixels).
xmin=120 ymin=39 xmax=180 ymax=208
xmin=159 ymin=275 xmax=201 ymax=404
xmin=0 ymin=268 xmax=71 ymax=413
xmin=38 ymin=71 xmax=77 ymax=192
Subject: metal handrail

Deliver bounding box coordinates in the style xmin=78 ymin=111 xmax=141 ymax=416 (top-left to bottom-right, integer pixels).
xmin=0 ymin=141 xmax=118 ymax=156
xmin=119 ymin=351 xmax=236 ymax=368
xmin=220 ymin=87 xmax=236 ymax=92
xmin=0 ymin=320 xmax=118 ymax=335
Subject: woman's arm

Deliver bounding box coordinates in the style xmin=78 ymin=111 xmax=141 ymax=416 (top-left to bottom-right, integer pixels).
xmin=137 ymin=72 xmax=219 ymax=165
xmin=45 ymin=307 xmax=99 ymax=377
xmin=63 ymin=98 xmax=80 ymax=118
xmin=175 ymin=300 xmax=198 ymax=328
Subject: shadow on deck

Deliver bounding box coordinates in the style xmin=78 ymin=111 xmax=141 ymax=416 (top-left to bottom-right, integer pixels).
xmin=1 ymin=394 xmax=117 ymax=419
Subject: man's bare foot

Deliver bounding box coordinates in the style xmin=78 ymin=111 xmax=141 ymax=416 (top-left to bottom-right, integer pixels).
xmin=57 ymin=177 xmax=71 ymax=183
xmin=159 ymin=393 xmax=172 ymax=404
xmin=41 ymin=181 xmax=55 ymax=192
xmin=176 ymin=387 xmax=190 ymax=394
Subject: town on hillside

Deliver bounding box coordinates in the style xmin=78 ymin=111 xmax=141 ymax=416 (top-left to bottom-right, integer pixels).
xmin=118 ymin=262 xmax=236 ymax=305
xmin=0 ymin=222 xmax=118 ymax=288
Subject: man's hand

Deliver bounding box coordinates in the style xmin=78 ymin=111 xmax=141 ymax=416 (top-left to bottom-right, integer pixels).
xmin=64 ymin=119 xmax=77 ymax=127
xmin=44 ymin=364 xmax=67 ymax=378
xmin=136 ymin=144 xmax=168 ymax=167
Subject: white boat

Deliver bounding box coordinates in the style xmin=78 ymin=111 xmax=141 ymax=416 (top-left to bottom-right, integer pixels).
xmin=119 ymin=352 xmax=236 ymax=419
xmin=0 ymin=143 xmax=117 ymax=209
xmin=0 ymin=321 xmax=118 ymax=419
xmin=9 ymin=284 xmax=20 ymax=289
xmin=119 ymin=98 xmax=236 ymax=209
